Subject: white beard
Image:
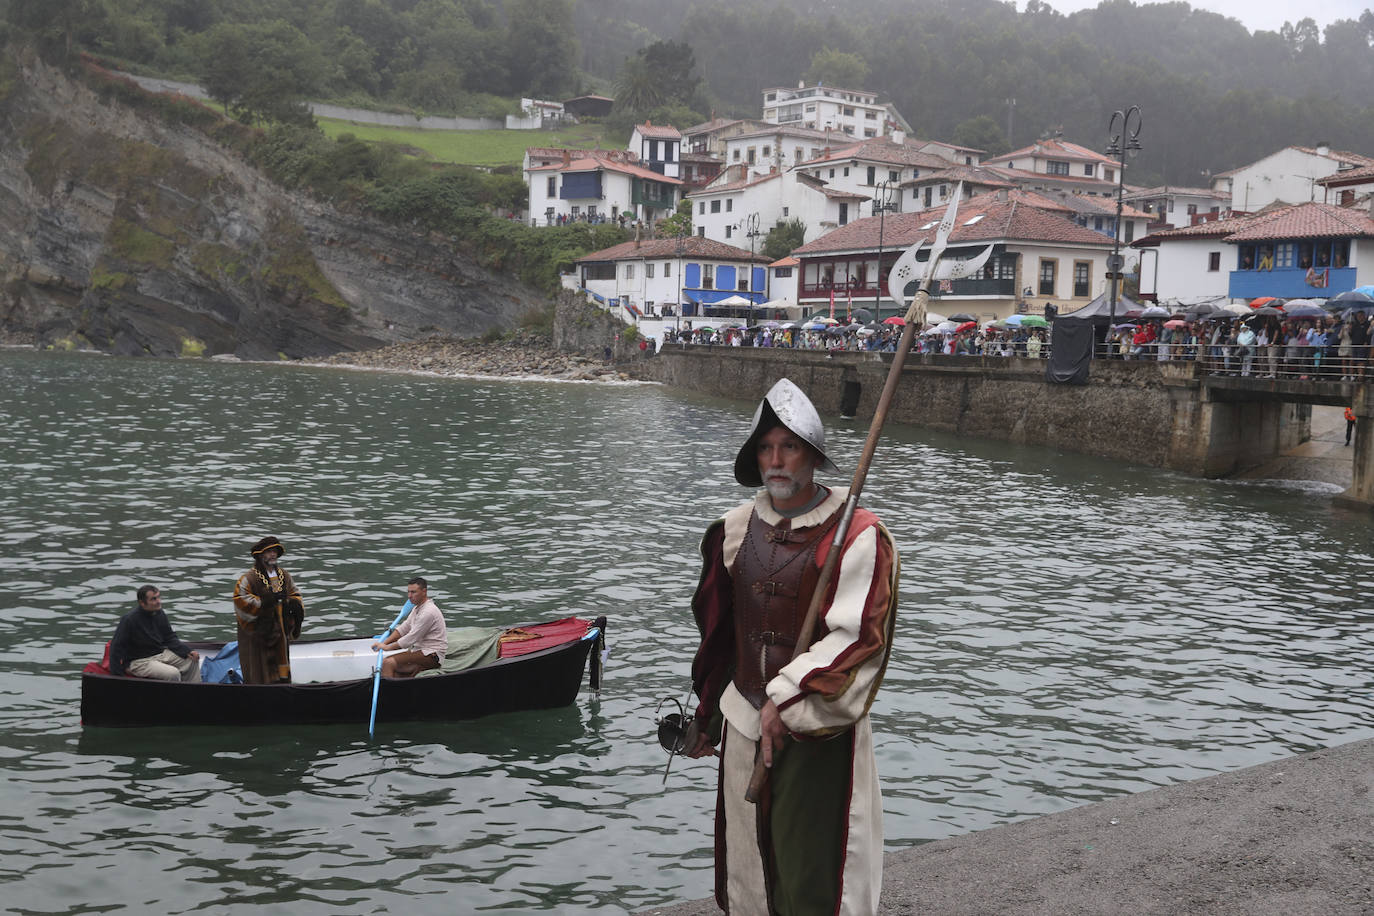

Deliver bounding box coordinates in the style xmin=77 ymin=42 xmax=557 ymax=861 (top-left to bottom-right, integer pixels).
xmin=764 ymin=471 xmax=803 ymax=503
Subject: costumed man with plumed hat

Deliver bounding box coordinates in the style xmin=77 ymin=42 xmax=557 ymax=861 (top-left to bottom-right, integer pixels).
xmin=684 ymin=378 xmax=899 ymax=915
xmin=232 ymin=537 xmax=305 ymax=684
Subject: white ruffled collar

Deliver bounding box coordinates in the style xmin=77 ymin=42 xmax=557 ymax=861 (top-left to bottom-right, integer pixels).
xmin=752 ymin=485 xmax=849 ymax=528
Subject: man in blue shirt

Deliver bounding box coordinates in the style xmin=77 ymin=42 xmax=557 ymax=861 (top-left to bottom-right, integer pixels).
xmin=109 ymin=585 xmax=201 ymax=681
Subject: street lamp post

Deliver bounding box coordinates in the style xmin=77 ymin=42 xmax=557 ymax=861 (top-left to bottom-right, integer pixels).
xmin=872 ymin=180 xmax=898 ymax=320
xmin=744 ymin=212 xmax=761 ymax=328
xmin=1105 ymin=105 xmax=1142 ymax=353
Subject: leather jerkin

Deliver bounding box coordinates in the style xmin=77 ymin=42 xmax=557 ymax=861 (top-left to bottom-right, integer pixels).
xmin=729 ymin=508 xmax=839 ymax=708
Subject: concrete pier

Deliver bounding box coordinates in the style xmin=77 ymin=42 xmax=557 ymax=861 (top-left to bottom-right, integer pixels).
xmin=640 ymin=736 xmax=1374 ymax=915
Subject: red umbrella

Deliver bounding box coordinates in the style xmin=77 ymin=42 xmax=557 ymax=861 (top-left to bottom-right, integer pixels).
xmin=1249 ymin=297 xmax=1284 ymax=309
xmin=1163 ymin=319 xmax=1188 ymax=329
xmin=955 ymin=321 xmax=977 ymax=332
xmin=882 ymin=316 xmax=906 ymax=325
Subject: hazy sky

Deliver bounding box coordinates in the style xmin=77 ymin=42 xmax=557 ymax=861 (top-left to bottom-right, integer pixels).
xmin=1034 ymin=0 xmax=1370 ymax=34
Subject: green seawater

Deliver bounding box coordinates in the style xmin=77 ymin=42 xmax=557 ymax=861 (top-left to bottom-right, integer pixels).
xmin=2 ymin=349 xmax=1372 ymax=913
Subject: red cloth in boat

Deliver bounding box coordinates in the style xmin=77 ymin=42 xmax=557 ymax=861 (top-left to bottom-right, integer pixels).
xmin=498 ymin=617 xmax=590 ymax=657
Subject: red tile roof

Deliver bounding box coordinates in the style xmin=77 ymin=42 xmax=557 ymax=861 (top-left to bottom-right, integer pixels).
xmin=799 ymin=138 xmax=948 ymax=170
xmin=793 ymin=190 xmax=1115 ymax=255
xmin=984 ymin=164 xmax=1121 ymax=190
xmin=1291 ymin=146 xmax=1374 ymax=167
xmin=985 ymin=138 xmax=1116 ymax=166
xmin=770 ymin=256 xmax=800 ymax=267
xmin=528 ymin=152 xmax=682 ymax=185
xmin=687 ymin=171 xmax=781 ymax=197
xmin=902 ymin=165 xmax=1017 ymax=190
xmin=634 ymin=122 xmax=682 ymax=139
xmin=1125 ymin=185 xmax=1229 ymax=200
xmin=1317 ymin=165 xmax=1374 ymax=186
xmin=1131 ymin=217 xmax=1251 ymax=246
xmin=1222 ymin=202 xmax=1374 ymax=242
xmin=575 ymin=236 xmax=769 ymax=263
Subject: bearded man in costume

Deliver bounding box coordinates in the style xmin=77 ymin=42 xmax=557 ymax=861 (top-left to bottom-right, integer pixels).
xmin=685 ymin=378 xmax=898 ymax=916
xmin=232 ymin=536 xmax=305 ymax=683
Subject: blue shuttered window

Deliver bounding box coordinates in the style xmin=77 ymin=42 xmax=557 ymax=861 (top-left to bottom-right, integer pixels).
xmin=717 ymin=266 xmax=737 ymax=290
xmin=685 ymin=263 xmax=701 ymax=287
xmin=560 ymin=172 xmax=602 ymax=200
xmin=752 ymin=267 xmax=766 ymax=291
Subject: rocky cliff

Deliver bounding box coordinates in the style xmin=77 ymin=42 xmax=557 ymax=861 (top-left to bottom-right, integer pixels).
xmin=0 ymin=50 xmax=547 ymax=358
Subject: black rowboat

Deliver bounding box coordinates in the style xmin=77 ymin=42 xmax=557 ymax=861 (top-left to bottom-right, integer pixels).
xmin=81 ymin=615 xmax=606 ymax=728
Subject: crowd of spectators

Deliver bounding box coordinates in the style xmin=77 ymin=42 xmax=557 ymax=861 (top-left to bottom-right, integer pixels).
xmin=1105 ymin=310 xmax=1370 ymax=379
xmin=660 ymin=323 xmax=1052 ymax=356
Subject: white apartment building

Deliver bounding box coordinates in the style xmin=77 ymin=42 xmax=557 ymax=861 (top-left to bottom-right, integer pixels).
xmin=761 ymin=82 xmax=911 ymax=138
xmin=1212 ymin=145 xmax=1374 ymax=212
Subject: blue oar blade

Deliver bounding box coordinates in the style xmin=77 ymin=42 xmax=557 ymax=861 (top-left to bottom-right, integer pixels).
xmin=368 ymin=599 xmax=415 ymax=739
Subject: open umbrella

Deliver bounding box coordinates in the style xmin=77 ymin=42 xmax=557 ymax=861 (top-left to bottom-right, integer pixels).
xmin=1138 ymin=305 xmax=1171 ymax=318
xmin=1284 ymin=302 xmax=1326 ymax=319
xmin=948 ymin=312 xmax=977 ymax=322
xmin=882 ymin=316 xmax=906 ymax=325
xmin=934 ymin=320 xmax=958 ymax=335
xmin=1019 ymin=315 xmax=1049 ymax=328
xmin=955 ymin=320 xmax=977 ymax=332
xmin=1163 ymin=319 xmax=1188 ymax=329
xmin=1252 ymin=306 xmax=1282 ymax=317
xmin=1113 ymin=323 xmax=1138 ymax=330
xmin=778 ymin=321 xmax=799 ymax=329
xmin=1249 ymin=296 xmax=1284 ymax=308
xmin=1004 ymin=314 xmax=1026 ymax=326
xmin=1329 ymin=289 xmax=1374 ymax=305
xmin=1353 ymin=286 xmax=1374 ymax=297
xmin=850 ymin=308 xmax=874 ymax=322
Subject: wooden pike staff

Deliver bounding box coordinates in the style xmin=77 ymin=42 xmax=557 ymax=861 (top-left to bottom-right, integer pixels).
xmin=745 ymin=183 xmax=982 ymax=803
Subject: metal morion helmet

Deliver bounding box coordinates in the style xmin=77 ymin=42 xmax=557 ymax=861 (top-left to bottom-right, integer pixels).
xmin=733 ymin=378 xmax=839 ymax=487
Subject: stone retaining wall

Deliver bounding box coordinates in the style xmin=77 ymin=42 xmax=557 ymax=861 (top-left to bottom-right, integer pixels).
xmin=634 ymin=347 xmax=1310 ymax=477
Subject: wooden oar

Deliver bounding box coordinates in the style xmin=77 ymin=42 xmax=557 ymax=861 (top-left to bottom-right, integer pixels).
xmin=368 ymin=599 xmax=414 ymax=739
xmin=744 ymin=185 xmax=966 ymax=803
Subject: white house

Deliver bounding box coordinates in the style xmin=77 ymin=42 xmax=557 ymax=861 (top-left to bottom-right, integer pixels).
xmin=688 ymin=168 xmax=837 ymax=247
xmin=721 ymin=124 xmax=835 ymax=178
xmin=982 ymin=138 xmax=1123 ymax=198
xmin=1133 ymin=201 xmax=1374 ymax=304
xmin=761 ymin=82 xmax=911 ymax=138
xmin=628 ymin=122 xmax=682 ymax=179
xmin=791 ymin=189 xmax=1118 ymax=319
xmin=791 ymin=137 xmax=950 ymax=216
xmin=681 ymin=117 xmax=772 ymax=157
xmin=524 ymin=149 xmax=681 ymax=225
xmin=768 ymin=256 xmax=800 ymax=303
xmin=567 ymin=236 xmax=773 ymax=342
xmin=1123 ymin=185 xmax=1232 ymax=229
xmin=1130 ymin=219 xmax=1240 ymax=304
xmin=1210 ymin=145 xmax=1374 ymax=212
xmin=1316 ymin=164 xmax=1374 ymax=208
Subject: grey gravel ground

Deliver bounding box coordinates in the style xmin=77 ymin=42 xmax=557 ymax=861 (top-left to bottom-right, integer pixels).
xmin=640 ymin=736 xmax=1374 ymax=916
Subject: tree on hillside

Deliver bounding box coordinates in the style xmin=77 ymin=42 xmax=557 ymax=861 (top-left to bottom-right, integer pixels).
xmin=504 ymin=0 xmax=577 ymax=98
xmin=952 ymin=115 xmax=1008 ymax=156
xmin=196 ymin=20 xmax=326 ymax=125
xmin=613 ymin=55 xmax=665 ymax=112
xmin=762 ymin=218 xmax=805 ymax=261
xmin=614 ymin=39 xmax=702 ymax=114
xmin=804 ymin=47 xmax=870 ymax=88
xmin=657 ymin=199 xmax=692 ymax=238
xmin=7 ymin=0 xmax=104 ymax=60
xmin=640 ymin=40 xmax=701 ymax=107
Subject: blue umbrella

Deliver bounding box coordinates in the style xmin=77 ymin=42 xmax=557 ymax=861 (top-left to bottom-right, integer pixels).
xmin=1284 ymin=303 xmax=1327 ymax=318
xmin=1354 ymin=285 xmax=1374 ymax=297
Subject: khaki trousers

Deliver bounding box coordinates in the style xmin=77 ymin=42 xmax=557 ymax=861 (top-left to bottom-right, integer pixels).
xmin=127 ymin=648 xmax=201 ymax=682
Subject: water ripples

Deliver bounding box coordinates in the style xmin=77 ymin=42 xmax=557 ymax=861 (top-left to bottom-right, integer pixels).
xmin=2 ymin=350 xmax=1373 ymax=913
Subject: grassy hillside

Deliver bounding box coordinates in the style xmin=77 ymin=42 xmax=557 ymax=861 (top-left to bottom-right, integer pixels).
xmin=315 ymin=117 xmax=615 ymax=167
